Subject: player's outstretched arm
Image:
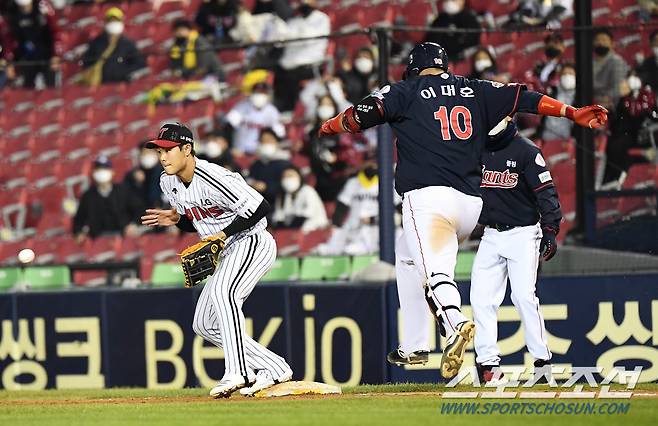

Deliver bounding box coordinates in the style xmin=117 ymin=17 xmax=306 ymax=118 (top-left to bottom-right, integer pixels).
xmin=537 ymin=95 xmax=608 ymax=128
xmin=319 ymin=94 xmax=388 ymax=137
xmin=141 ymin=208 xmax=180 ymax=227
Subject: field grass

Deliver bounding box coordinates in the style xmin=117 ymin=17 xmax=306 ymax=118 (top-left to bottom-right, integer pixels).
xmin=1 ymin=384 xmax=656 ymax=426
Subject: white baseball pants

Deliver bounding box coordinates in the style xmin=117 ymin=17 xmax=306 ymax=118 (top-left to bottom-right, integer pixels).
xmin=471 ymin=224 xmax=552 ymax=366
xmin=192 ymin=231 xmax=291 ymax=381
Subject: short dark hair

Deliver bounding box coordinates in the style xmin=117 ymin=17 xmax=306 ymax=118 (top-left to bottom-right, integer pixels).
xmin=259 ymin=127 xmax=280 ymax=142
xmin=172 ymin=18 xmax=192 ymax=30
xmin=545 ymin=33 xmax=564 ymax=44
xmin=594 ymin=28 xmax=614 ymax=40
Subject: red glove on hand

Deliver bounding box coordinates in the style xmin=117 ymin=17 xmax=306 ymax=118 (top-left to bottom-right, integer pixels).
xmin=318 ymin=114 xmax=343 ymax=137
xmin=566 ymin=104 xmax=609 ymax=129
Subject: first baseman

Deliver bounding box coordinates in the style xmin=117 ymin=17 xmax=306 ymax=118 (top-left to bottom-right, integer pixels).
xmin=319 ymin=42 xmax=607 ymax=379
xmin=471 ymin=119 xmax=561 ymax=383
xmin=141 ymin=123 xmax=292 ymax=398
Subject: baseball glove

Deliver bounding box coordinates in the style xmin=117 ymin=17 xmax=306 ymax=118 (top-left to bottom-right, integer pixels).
xmin=179 ymin=235 xmax=226 ymax=288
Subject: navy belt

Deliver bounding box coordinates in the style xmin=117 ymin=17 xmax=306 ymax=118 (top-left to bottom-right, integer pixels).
xmin=489 ymin=223 xmax=517 ymax=232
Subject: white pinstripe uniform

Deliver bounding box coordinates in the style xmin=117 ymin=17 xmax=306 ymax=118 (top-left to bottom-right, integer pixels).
xmin=160 ymin=158 xmax=291 ymax=382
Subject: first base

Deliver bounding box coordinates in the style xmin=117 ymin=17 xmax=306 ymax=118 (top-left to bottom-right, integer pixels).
xmin=253 ymin=381 xmax=342 ymax=398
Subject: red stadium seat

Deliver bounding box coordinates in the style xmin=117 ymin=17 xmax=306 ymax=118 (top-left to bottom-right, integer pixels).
xmin=0 ymin=239 xmax=34 ymax=266
xmin=84 ymin=236 xmax=122 ymax=263
xmin=541 ymin=139 xmax=575 ymax=166
xmin=623 ymin=164 xmax=656 ymax=189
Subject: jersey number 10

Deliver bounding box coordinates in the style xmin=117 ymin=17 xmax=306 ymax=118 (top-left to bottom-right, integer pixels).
xmin=433 ymin=106 xmax=473 ymax=141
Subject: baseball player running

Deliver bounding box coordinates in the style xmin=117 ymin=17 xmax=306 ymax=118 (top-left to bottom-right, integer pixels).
xmin=319 ymin=42 xmax=607 ymax=379
xmin=141 ymin=123 xmax=292 ymax=398
xmin=472 ymin=119 xmax=561 ymax=383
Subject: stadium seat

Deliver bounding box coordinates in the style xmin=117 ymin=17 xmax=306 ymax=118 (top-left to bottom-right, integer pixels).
xmin=455 ymin=251 xmax=476 ymax=282
xmin=261 ymin=257 xmax=300 ymax=281
xmin=351 ymin=255 xmax=379 ymax=276
xmin=151 ymin=263 xmax=185 ymax=287
xmin=299 ymin=256 xmax=351 ymax=281
xmin=23 ymin=266 xmax=71 ymax=290
xmin=0 ymin=267 xmax=21 ymax=292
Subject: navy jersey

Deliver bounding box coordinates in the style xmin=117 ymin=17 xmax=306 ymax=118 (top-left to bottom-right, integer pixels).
xmin=371 ymin=73 xmax=528 ymax=196
xmin=479 ymin=134 xmax=562 ymax=229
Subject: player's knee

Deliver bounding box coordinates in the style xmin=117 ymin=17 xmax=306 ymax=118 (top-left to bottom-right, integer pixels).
xmin=511 ymin=290 xmax=536 ymax=307
xmin=192 ymin=319 xmax=210 ymax=338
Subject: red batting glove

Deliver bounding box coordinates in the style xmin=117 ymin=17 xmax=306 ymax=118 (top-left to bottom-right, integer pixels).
xmin=566 ymin=104 xmax=609 ymax=129
xmin=318 ymin=113 xmax=344 ymax=137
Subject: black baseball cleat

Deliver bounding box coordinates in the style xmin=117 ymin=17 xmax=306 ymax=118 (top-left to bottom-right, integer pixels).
xmin=440 ymin=320 xmax=475 ymax=379
xmin=532 ymin=359 xmax=556 ymax=385
xmin=387 ymin=348 xmax=429 ymax=366
xmin=476 ymin=364 xmax=508 ymax=385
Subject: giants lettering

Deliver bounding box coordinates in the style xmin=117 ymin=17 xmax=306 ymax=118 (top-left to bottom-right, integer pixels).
xmin=480 ymin=166 xmax=519 ymax=189
xmin=185 ymin=206 xmax=224 ymax=221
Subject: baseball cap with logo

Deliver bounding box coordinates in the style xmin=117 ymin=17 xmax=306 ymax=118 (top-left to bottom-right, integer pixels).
xmin=145 ymin=123 xmax=194 ymax=149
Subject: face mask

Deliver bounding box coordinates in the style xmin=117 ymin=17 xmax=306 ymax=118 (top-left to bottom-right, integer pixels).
xmin=628 ymin=75 xmax=642 ymax=91
xmin=281 ymin=176 xmax=301 ymax=193
xmin=298 ymin=4 xmax=313 ymax=17
xmin=140 ymin=153 xmax=159 ymax=169
xmin=251 ymin=93 xmax=269 ymax=109
xmin=257 ymin=143 xmax=277 ymax=160
xmin=93 ymin=169 xmax=113 ymax=185
xmin=317 ymin=105 xmax=336 ymax=121
xmin=545 ymin=46 xmax=561 ymax=59
xmin=474 ymin=59 xmax=492 ymax=73
xmin=15 ymin=0 xmax=31 ymax=7
xmin=594 ymin=45 xmax=610 ymax=56
xmin=354 ymin=57 xmax=374 ymax=75
xmin=106 ymin=21 xmax=124 ymax=36
xmin=560 ymin=74 xmax=576 ymax=90
xmin=205 ymin=141 xmax=224 ymax=158
xmin=443 ymin=0 xmax=462 ymax=15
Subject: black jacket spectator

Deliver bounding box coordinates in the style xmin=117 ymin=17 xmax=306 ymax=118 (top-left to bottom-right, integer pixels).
xmin=81 ymin=32 xmax=145 ymax=84
xmin=73 ymin=184 xmax=143 ymax=239
xmin=337 ymin=47 xmax=376 ymax=105
xmin=170 ymin=19 xmax=224 ymax=80
xmin=2 ymin=0 xmax=61 ymax=88
xmin=425 ymin=2 xmax=480 ymax=61
xmin=122 ymin=147 xmax=165 ymax=209
xmin=195 ymin=0 xmax=239 ymax=43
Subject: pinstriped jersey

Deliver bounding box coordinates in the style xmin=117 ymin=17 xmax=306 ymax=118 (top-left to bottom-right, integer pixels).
xmin=160 ymin=158 xmax=267 ymax=254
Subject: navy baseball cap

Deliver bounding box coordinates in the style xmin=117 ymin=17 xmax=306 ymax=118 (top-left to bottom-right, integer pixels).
xmin=145 ymin=123 xmax=194 ymax=149
xmin=94 ymin=155 xmax=112 ymax=168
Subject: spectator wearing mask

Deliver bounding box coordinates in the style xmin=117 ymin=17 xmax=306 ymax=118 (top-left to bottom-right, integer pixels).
xmin=307 ymin=94 xmax=353 ymax=201
xmin=273 ymin=0 xmax=331 ymax=112
xmin=195 ymin=0 xmax=239 ymax=43
xmin=425 ymin=0 xmax=480 ymax=62
xmin=170 ymin=19 xmax=224 ymax=81
xmin=602 ymin=73 xmax=658 ymax=187
xmin=638 ymin=30 xmax=658 ymax=92
xmin=508 ymin=0 xmax=572 ymax=28
xmin=337 ymin=47 xmax=377 ymax=105
xmin=299 ymin=66 xmax=350 ymax=122
xmin=248 ymin=128 xmax=292 ymax=204
xmin=592 ymin=29 xmax=630 ymax=111
xmin=225 ymin=82 xmax=285 ymax=154
xmin=73 ymin=156 xmax=143 ymax=242
xmin=197 ymin=129 xmax=238 ymax=170
xmin=3 ymin=0 xmax=61 ymax=88
xmin=468 ymin=47 xmax=508 ymax=83
xmin=81 ymin=7 xmax=146 ymax=86
xmin=123 ymin=142 xmax=165 ymax=210
xmin=535 ymin=33 xmax=566 ymax=88
xmin=271 ymin=166 xmax=328 ymax=233
xmin=540 ymin=63 xmax=576 ymax=142
xmin=316 ymin=158 xmax=401 ymax=255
